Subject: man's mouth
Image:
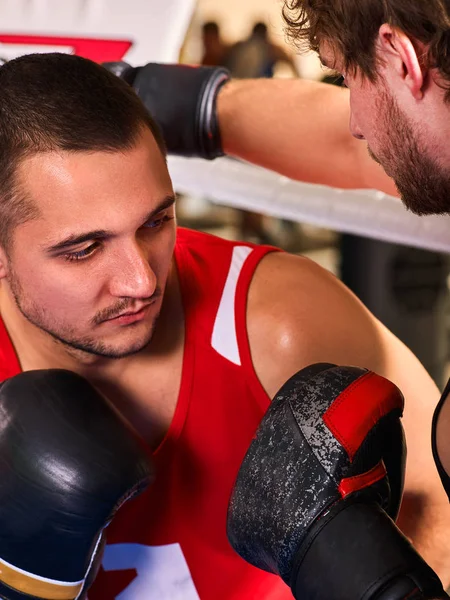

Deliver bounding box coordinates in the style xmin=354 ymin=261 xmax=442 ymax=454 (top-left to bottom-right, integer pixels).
xmin=112 ymin=304 xmax=152 ymax=319
xmin=105 ymin=303 xmax=153 ymax=325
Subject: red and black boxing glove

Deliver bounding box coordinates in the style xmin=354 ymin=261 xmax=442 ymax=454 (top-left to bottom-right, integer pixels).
xmin=103 ymin=61 xmax=230 ymax=159
xmin=227 ymin=363 xmax=448 ymax=600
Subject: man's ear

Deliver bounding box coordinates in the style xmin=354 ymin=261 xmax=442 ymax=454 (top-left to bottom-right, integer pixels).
xmin=0 ymin=247 xmax=10 ymax=279
xmin=377 ymin=24 xmax=425 ymax=100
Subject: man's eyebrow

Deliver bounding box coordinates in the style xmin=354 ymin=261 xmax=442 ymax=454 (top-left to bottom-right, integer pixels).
xmin=45 ymin=193 xmax=176 ymax=253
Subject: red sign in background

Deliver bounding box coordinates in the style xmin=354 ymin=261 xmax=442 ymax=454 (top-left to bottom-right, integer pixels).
xmin=0 ymin=34 xmax=133 ymax=62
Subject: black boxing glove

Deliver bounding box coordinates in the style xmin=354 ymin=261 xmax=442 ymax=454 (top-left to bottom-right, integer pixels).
xmin=227 ymin=363 xmax=448 ymax=600
xmin=0 ymin=369 xmax=153 ymax=600
xmin=103 ymin=61 xmax=230 ymax=159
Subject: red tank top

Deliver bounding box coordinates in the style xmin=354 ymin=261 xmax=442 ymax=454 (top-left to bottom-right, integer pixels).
xmin=0 ymin=228 xmax=292 ymax=599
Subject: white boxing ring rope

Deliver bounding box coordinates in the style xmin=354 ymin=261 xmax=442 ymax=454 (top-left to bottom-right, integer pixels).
xmin=168 ymin=156 xmax=450 ymax=254
xmin=3 ymin=0 xmax=449 ymax=254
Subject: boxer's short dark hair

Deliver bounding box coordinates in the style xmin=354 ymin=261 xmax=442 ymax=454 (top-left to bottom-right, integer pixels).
xmin=283 ymin=0 xmax=450 ymax=96
xmin=0 ymin=52 xmax=167 ymax=250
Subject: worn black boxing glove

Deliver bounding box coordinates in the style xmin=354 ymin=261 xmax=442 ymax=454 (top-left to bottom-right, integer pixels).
xmin=227 ymin=363 xmax=448 ymax=600
xmin=103 ymin=61 xmax=230 ymax=159
xmin=0 ymin=369 xmax=153 ymax=600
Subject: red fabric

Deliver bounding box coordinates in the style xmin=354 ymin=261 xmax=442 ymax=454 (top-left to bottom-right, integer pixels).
xmin=0 ymin=229 xmax=289 ymax=599
xmin=85 ymin=228 xmax=287 ymax=599
xmin=0 ymin=316 xmax=21 ymax=380
xmin=0 ymin=228 xmax=290 ymax=599
xmin=338 ymin=461 xmax=387 ymax=498
xmin=0 ymin=35 xmax=132 ymax=62
xmin=323 ymin=371 xmax=404 ymax=462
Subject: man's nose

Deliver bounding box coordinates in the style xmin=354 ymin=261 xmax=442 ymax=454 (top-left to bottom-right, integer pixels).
xmin=108 ymin=242 xmax=157 ymax=299
xmin=350 ymin=112 xmax=365 ymax=140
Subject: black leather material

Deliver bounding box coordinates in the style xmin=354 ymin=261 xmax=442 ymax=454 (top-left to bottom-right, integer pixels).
xmin=228 ymin=364 xmax=404 ymax=582
xmin=104 ymin=61 xmax=230 ymax=159
xmin=0 ymin=369 xmax=153 ymax=599
xmin=291 ymin=501 xmax=448 ymax=600
xmin=227 ymin=363 xmax=446 ymax=599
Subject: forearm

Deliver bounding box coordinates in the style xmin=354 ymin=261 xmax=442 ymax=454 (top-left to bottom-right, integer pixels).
xmin=375 ymin=328 xmax=450 ymax=586
xmin=217 ymin=78 xmax=398 ymax=196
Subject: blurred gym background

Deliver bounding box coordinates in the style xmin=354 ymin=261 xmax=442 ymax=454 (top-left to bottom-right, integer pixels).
xmin=1 ymin=0 xmax=447 ymax=388
xmin=173 ymin=0 xmax=450 ymax=389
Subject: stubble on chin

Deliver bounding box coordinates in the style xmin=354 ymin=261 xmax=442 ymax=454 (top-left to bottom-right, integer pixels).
xmin=8 ymin=271 xmax=162 ymax=360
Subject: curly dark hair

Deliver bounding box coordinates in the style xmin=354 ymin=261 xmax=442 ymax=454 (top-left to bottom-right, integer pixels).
xmin=283 ymin=0 xmax=450 ymax=93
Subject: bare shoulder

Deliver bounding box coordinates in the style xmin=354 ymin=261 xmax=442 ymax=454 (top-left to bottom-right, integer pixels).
xmin=248 ymin=252 xmax=450 ymax=580
xmin=248 ymin=251 xmax=397 ymax=398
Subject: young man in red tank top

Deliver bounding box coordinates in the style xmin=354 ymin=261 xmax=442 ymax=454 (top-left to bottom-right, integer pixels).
xmin=0 ymin=53 xmax=448 ymax=600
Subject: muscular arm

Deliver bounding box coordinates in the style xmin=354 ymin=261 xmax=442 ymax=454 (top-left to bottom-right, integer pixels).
xmin=217 ymin=78 xmax=398 ymax=196
xmin=247 ymin=252 xmax=450 ymax=585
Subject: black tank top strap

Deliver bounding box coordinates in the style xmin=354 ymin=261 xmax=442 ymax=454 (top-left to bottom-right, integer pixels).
xmin=432 ymin=377 xmax=450 ymax=501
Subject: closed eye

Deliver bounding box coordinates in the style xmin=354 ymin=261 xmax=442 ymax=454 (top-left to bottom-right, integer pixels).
xmin=61 ymin=213 xmax=174 ymax=262
xmin=58 ymin=214 xmax=174 ymax=262
xmin=62 ymin=242 xmax=100 ymax=262
xmin=142 ymin=214 xmax=174 ymax=230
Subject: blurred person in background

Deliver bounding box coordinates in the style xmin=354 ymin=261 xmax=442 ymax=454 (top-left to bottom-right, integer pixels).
xmin=222 ymin=22 xmax=300 ymax=246
xmin=201 ymin=21 xmax=229 ymax=68
xmin=226 ymin=21 xmax=299 ymax=79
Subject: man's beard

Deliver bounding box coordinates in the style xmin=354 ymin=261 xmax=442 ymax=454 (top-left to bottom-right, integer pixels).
xmin=370 ymin=89 xmax=450 ymax=216
xmin=8 ymin=272 xmax=161 ymax=360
